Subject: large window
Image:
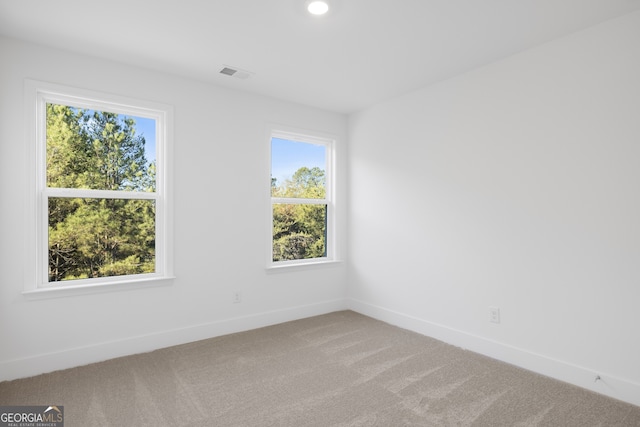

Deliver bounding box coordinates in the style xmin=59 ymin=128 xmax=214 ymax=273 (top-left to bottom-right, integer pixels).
xmin=270 ymin=130 xmax=334 ymax=266
xmin=24 ymin=80 xmax=173 ymax=295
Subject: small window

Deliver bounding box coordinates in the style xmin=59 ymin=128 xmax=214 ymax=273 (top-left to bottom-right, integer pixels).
xmin=24 ymin=80 xmax=173 ymax=294
xmin=270 ymin=130 xmax=334 ymax=266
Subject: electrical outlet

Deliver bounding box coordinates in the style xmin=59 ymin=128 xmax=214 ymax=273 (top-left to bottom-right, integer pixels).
xmin=232 ymin=291 xmax=242 ymax=304
xmin=489 ymin=307 xmax=500 ymax=323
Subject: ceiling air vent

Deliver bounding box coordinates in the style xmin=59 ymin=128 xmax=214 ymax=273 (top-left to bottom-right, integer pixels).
xmin=219 ymin=65 xmax=254 ymax=80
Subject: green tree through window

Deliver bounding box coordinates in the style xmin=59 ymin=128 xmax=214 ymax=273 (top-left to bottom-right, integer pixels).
xmin=46 ymin=104 xmax=156 ymax=281
xmin=270 ymin=134 xmax=333 ymax=264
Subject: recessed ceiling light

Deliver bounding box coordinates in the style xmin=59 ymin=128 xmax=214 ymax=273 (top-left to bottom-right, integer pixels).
xmin=307 ymin=1 xmax=329 ymax=15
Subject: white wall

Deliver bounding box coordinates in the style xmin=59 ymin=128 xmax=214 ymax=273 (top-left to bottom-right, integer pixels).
xmin=0 ymin=37 xmax=347 ymax=380
xmin=348 ymin=11 xmax=640 ymax=406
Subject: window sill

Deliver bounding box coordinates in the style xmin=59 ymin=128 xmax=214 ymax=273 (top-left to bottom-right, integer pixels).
xmin=23 ymin=276 xmax=175 ymax=300
xmin=266 ymin=259 xmax=343 ymax=274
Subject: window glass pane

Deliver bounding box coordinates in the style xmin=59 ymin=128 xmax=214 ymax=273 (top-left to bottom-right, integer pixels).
xmin=46 ymin=103 xmax=156 ymax=192
xmin=272 ymin=204 xmax=326 ymax=261
xmin=48 ymin=197 xmax=156 ymax=282
xmin=271 ymin=138 xmax=325 ymax=198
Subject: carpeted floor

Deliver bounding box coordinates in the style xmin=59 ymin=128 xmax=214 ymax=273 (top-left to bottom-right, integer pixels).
xmin=1 ymin=311 xmax=639 ymax=426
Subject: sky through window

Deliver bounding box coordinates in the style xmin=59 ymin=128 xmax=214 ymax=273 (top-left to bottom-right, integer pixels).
xmin=271 ymin=137 xmax=325 ymax=185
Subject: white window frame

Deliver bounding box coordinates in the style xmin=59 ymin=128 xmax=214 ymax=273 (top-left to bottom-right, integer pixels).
xmin=268 ymin=127 xmax=336 ymax=269
xmin=23 ymin=80 xmax=174 ymax=298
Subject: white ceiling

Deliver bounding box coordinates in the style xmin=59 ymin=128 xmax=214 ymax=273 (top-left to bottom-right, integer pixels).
xmin=1 ymin=0 xmax=639 ymax=114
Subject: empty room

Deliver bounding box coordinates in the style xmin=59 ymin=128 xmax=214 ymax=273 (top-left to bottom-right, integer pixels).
xmin=1 ymin=1 xmax=640 ymax=425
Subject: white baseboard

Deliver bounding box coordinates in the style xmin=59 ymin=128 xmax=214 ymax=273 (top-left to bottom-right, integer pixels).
xmin=0 ymin=298 xmax=347 ymax=382
xmin=347 ymin=298 xmax=640 ymax=408
xmin=5 ymin=297 xmax=638 ymax=409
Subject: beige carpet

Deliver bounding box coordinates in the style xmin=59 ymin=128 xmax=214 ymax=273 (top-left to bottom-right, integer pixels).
xmin=1 ymin=311 xmax=639 ymax=426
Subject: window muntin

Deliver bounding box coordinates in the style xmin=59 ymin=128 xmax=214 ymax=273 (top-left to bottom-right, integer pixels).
xmin=270 ymin=132 xmax=333 ymax=265
xmin=25 ymin=80 xmax=173 ymax=292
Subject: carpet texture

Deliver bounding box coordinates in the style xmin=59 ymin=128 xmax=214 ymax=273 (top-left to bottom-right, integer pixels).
xmin=1 ymin=311 xmax=639 ymax=426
